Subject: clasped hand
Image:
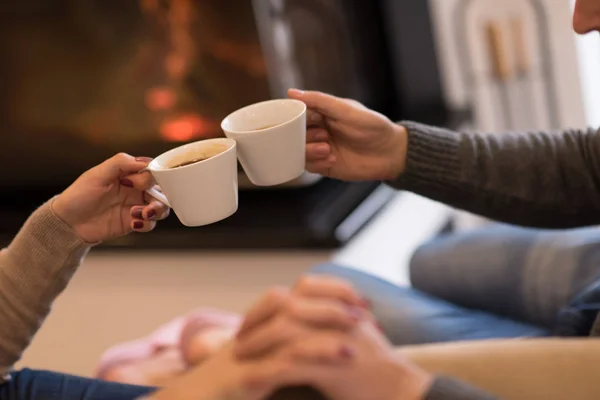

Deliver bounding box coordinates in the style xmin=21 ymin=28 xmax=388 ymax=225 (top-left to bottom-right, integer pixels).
xmin=153 ymin=276 xmax=433 ymax=400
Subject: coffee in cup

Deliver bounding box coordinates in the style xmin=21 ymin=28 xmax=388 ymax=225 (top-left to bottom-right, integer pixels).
xmin=144 ymin=138 xmax=238 ymax=227
xmin=166 ymin=142 xmax=230 ymax=169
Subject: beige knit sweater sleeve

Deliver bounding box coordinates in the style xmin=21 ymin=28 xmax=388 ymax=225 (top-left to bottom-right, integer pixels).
xmin=0 ymin=200 xmax=91 ymax=381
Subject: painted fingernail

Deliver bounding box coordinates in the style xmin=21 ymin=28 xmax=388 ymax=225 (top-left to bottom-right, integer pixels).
xmin=131 ymin=207 xmax=143 ymax=219
xmin=339 ymin=346 xmax=355 ymax=359
xmin=146 ymin=209 xmax=156 ymax=220
xmin=135 ymin=157 xmax=153 ymax=162
xmin=347 ymin=306 xmax=363 ymax=322
xmin=120 ymin=179 xmax=134 ymax=188
xmin=360 ymin=297 xmax=372 ymax=309
xmin=133 ymin=221 xmax=144 ymax=230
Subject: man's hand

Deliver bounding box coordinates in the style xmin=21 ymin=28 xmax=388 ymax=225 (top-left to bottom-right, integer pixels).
xmin=289 ymin=89 xmax=408 ymax=182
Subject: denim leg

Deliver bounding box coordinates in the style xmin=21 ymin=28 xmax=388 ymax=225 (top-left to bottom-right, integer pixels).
xmin=410 ymin=224 xmax=600 ymax=329
xmin=0 ymin=369 xmax=155 ymax=400
xmin=310 ymin=263 xmax=547 ymax=346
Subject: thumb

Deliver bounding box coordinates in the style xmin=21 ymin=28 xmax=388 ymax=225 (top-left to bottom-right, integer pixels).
xmin=95 ymin=153 xmax=152 ymax=184
xmin=288 ymin=89 xmax=353 ymax=121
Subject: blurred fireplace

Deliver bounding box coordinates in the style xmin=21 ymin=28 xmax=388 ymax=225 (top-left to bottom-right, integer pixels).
xmin=1 ymin=0 xmax=464 ymax=249
xmin=1 ymin=0 xmax=273 ymax=186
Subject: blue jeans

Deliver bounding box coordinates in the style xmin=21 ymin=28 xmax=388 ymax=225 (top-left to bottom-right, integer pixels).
xmin=0 ymin=369 xmax=154 ymax=400
xmin=312 ymin=225 xmax=600 ymax=345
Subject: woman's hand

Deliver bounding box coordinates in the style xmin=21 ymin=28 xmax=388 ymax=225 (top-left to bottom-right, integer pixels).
xmin=52 ymin=153 xmax=170 ymax=243
xmin=155 ymin=324 xmax=360 ymax=400
xmin=304 ymin=322 xmax=433 ymax=400
xmin=288 ymin=89 xmax=408 ymax=182
xmin=149 ymin=276 xmax=368 ymax=399
xmin=234 ymin=275 xmax=369 ymax=359
xmin=235 ymin=275 xmax=434 ymax=400
xmin=151 ymin=339 xmax=353 ymax=400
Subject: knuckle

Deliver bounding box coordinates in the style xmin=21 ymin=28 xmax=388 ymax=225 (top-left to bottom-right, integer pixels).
xmin=283 ymin=298 xmax=302 ymax=317
xmin=114 ymin=152 xmax=132 ymax=163
xmin=265 ymin=287 xmax=288 ymax=304
xmin=294 ymin=275 xmax=315 ymax=292
xmin=270 ymin=360 xmax=293 ymax=378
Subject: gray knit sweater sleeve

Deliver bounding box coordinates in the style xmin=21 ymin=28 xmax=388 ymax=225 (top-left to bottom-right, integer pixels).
xmin=391 ymin=122 xmax=600 ymax=228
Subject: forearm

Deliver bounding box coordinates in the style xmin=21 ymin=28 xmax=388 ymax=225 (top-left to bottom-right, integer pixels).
xmin=400 ymin=338 xmax=600 ymax=400
xmin=0 ymin=200 xmax=90 ymax=381
xmin=390 ymin=122 xmax=600 ymax=228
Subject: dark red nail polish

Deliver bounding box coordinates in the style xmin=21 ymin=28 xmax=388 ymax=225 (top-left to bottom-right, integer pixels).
xmin=120 ymin=179 xmax=134 ymax=188
xmin=339 ymin=346 xmax=355 ymax=359
xmin=131 ymin=208 xmax=143 ymax=219
xmin=146 ymin=209 xmax=156 ymax=220
xmin=133 ymin=221 xmax=144 ymax=230
xmin=360 ymin=297 xmax=373 ymax=309
xmin=135 ymin=156 xmax=153 ymax=162
xmin=347 ymin=306 xmax=362 ymax=322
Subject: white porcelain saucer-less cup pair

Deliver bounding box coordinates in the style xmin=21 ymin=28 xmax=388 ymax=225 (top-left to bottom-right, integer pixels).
xmin=142 ymin=99 xmax=307 ymax=227
xmin=221 ymin=99 xmax=307 ymax=187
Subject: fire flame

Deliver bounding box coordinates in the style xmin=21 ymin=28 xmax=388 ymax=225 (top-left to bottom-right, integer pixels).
xmin=159 ymin=114 xmax=219 ymax=142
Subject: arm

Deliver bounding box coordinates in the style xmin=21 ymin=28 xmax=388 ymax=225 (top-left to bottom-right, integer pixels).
xmin=391 ymin=122 xmax=600 ymax=228
xmin=402 ymin=338 xmax=600 ymax=400
xmin=0 ymin=200 xmax=91 ymax=381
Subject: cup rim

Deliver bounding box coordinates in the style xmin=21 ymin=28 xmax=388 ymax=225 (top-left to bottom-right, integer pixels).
xmin=220 ymin=98 xmax=307 ymax=135
xmin=149 ymin=138 xmax=236 ymax=172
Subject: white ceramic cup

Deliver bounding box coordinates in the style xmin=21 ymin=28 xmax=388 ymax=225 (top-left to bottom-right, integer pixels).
xmin=144 ymin=138 xmax=238 ymax=227
xmin=221 ymin=99 xmax=307 ymax=186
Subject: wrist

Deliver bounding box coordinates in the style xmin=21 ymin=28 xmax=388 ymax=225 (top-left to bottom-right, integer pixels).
xmin=51 ymin=195 xmax=73 ymax=227
xmin=388 ymin=355 xmax=434 ymax=400
xmin=383 ymin=123 xmax=408 ymax=181
xmin=50 ymin=195 xmax=96 ymax=245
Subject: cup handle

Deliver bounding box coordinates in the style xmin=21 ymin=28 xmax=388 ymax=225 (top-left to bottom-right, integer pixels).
xmin=145 ymin=186 xmax=171 ymax=208
xmin=139 ymin=167 xmax=172 ymax=208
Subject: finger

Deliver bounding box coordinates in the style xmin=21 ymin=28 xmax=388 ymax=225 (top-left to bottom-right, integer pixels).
xmin=240 ymin=358 xmax=318 ymax=394
xmin=98 ymin=154 xmax=153 ymax=184
xmin=285 ymin=297 xmax=364 ymax=329
xmin=294 ymin=275 xmax=369 ymax=308
xmin=120 ymin=169 xmax=156 ymax=191
xmin=306 ymin=157 xmax=336 ymax=176
xmin=306 ymin=109 xmax=324 ymax=126
xmin=306 ymin=128 xmax=329 ymax=143
xmin=130 ymin=198 xmax=169 ymax=221
xmin=284 ymin=332 xmax=356 ymax=364
xmin=142 ymin=199 xmax=170 ymax=221
xmin=288 ymin=89 xmax=353 ymax=121
xmin=235 ymin=299 xmax=363 ymax=359
xmin=306 ymin=142 xmax=331 ymax=162
xmin=234 ymin=316 xmax=300 ymax=359
xmin=130 ymin=219 xmax=157 ymax=233
xmin=236 ymin=287 xmax=290 ymax=338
